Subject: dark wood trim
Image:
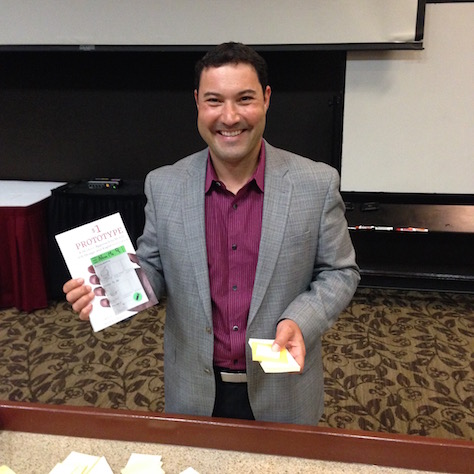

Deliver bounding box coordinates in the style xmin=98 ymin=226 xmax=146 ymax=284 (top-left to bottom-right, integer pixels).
xmin=1 ymin=401 xmax=472 ymax=473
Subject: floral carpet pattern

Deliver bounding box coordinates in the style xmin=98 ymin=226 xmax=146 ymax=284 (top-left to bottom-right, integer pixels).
xmin=0 ymin=301 xmax=166 ymax=413
xmin=320 ymin=288 xmax=474 ymax=440
xmin=1 ymin=288 xmax=473 ymax=441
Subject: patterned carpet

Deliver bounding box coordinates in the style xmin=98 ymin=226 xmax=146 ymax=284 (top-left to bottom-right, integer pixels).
xmin=0 ymin=288 xmax=473 ymax=440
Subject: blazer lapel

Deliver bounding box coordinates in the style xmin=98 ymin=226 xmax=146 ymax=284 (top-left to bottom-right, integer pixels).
xmin=181 ymin=152 xmax=213 ymax=325
xmin=179 ymin=145 xmax=292 ymax=328
xmin=248 ymin=146 xmax=291 ymax=325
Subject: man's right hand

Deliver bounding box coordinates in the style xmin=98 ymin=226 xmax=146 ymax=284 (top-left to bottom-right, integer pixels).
xmin=63 ymin=278 xmax=95 ymax=321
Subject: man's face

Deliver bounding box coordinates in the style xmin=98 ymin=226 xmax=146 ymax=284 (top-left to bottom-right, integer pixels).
xmin=194 ymin=63 xmax=271 ymax=168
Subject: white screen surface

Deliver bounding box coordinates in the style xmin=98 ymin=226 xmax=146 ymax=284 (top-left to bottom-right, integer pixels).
xmin=341 ymin=3 xmax=474 ymax=195
xmin=0 ymin=0 xmax=419 ymax=46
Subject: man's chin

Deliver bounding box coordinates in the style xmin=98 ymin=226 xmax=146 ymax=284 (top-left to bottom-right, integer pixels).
xmin=211 ymin=145 xmax=248 ymax=163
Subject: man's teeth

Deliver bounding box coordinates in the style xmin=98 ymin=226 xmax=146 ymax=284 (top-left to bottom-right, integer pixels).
xmin=220 ymin=130 xmax=243 ymax=137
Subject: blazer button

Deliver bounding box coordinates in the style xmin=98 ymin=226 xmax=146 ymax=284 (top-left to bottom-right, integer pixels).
xmin=204 ymin=368 xmax=212 ymax=375
xmin=206 ymin=327 xmax=212 ymax=334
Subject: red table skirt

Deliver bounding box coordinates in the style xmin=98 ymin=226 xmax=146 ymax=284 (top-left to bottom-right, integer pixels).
xmin=0 ymin=200 xmax=49 ymax=311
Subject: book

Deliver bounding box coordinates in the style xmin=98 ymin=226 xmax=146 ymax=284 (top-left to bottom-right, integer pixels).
xmin=55 ymin=213 xmax=158 ymax=332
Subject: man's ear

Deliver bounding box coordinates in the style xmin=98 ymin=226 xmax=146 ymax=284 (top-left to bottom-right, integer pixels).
xmin=194 ymin=89 xmax=199 ymax=109
xmin=264 ymin=85 xmax=271 ymax=112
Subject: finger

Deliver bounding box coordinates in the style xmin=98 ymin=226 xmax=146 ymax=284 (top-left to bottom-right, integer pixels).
xmin=272 ymin=322 xmax=294 ymax=351
xmin=272 ymin=320 xmax=306 ymax=371
xmin=78 ymin=302 xmax=93 ymax=321
xmin=63 ymin=277 xmax=84 ymax=294
xmin=271 ymin=341 xmax=283 ymax=352
xmin=289 ymin=346 xmax=305 ymax=372
xmin=70 ymin=290 xmax=94 ymax=313
xmin=65 ymin=283 xmax=92 ymax=305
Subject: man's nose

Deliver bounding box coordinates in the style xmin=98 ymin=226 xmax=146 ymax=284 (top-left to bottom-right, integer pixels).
xmin=221 ymin=101 xmax=239 ymax=124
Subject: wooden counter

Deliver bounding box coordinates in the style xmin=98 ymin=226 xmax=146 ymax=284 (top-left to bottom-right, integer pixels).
xmin=1 ymin=401 xmax=472 ymax=473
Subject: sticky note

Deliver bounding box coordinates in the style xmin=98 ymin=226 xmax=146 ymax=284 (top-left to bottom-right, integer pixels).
xmin=250 ymin=340 xmax=288 ymax=363
xmin=248 ymin=338 xmax=300 ymax=373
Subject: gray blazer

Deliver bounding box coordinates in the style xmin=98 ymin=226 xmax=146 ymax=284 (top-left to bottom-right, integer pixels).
xmin=137 ymin=141 xmax=359 ymax=425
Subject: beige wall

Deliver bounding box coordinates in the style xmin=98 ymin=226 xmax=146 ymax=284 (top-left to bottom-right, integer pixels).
xmin=342 ymin=3 xmax=474 ymax=194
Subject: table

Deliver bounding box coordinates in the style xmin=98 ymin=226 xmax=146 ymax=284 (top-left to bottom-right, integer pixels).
xmin=0 ymin=431 xmax=449 ymax=474
xmin=1 ymin=401 xmax=472 ymax=474
xmin=0 ymin=181 xmax=66 ymax=312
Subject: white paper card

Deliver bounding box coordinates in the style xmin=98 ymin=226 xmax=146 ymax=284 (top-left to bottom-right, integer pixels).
xmin=121 ymin=453 xmax=164 ymax=474
xmin=55 ymin=213 xmax=157 ymax=332
xmin=48 ymin=452 xmax=113 ymax=474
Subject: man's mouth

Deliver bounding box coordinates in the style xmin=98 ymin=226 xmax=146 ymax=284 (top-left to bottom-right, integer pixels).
xmin=219 ymin=130 xmax=243 ymax=137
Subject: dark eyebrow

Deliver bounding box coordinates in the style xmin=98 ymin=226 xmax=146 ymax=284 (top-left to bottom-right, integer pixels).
xmin=202 ymin=89 xmax=258 ymax=98
xmin=202 ymin=91 xmax=221 ymax=97
xmin=238 ymin=89 xmax=258 ymax=96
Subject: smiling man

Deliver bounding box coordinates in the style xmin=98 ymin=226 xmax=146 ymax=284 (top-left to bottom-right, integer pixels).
xmin=194 ymin=61 xmax=271 ymax=194
xmin=64 ymin=42 xmax=359 ymax=425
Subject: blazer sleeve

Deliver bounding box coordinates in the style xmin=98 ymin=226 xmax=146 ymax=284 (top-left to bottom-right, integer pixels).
xmin=136 ymin=170 xmax=167 ymax=299
xmin=280 ymin=167 xmax=360 ymax=347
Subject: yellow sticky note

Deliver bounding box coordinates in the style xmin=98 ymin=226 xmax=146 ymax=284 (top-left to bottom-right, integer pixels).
xmin=248 ymin=338 xmax=301 ymax=373
xmin=250 ymin=341 xmax=288 ymax=363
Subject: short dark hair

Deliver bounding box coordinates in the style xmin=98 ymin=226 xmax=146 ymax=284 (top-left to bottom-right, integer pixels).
xmin=194 ymin=42 xmax=269 ymax=93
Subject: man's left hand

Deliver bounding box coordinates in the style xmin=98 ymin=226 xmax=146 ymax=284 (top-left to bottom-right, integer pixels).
xmin=272 ymin=319 xmax=306 ymax=372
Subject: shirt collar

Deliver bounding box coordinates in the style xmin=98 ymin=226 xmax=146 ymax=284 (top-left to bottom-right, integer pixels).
xmin=205 ymin=140 xmax=266 ymax=193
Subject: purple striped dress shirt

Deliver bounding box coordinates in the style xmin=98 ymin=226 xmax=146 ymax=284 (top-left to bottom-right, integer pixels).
xmin=205 ymin=144 xmax=265 ymax=370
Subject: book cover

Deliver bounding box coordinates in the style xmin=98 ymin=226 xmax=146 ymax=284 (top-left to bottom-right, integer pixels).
xmin=55 ymin=213 xmax=158 ymax=332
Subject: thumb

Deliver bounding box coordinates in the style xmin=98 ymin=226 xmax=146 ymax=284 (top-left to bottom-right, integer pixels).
xmin=272 ymin=326 xmax=291 ymax=352
xmin=272 ymin=319 xmax=291 ymax=352
xmin=272 ymin=319 xmax=298 ymax=352
xmin=271 ymin=341 xmax=282 ymax=352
